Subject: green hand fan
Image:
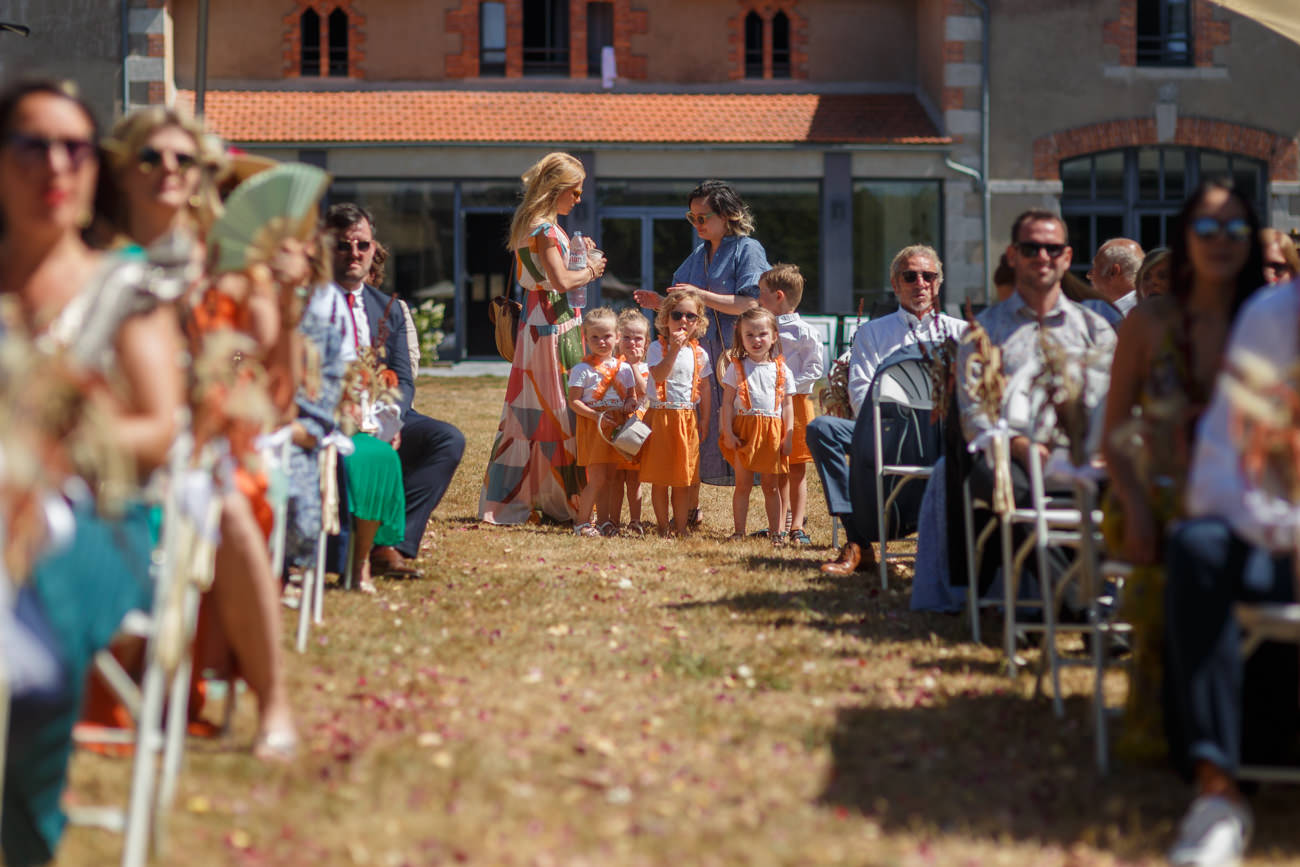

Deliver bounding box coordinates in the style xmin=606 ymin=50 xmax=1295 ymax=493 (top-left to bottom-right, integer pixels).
xmin=209 ymin=162 xmax=330 ymax=274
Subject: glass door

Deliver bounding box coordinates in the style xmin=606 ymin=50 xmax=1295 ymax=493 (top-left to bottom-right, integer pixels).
xmin=461 ymin=208 xmax=514 ymax=358
xmin=597 ymin=206 xmax=695 ymax=329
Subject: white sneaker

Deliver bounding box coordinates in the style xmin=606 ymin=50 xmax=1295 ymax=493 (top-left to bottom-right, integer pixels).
xmin=1168 ymin=794 xmax=1252 ymax=867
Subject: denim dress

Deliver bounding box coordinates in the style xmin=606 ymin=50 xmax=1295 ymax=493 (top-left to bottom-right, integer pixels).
xmin=672 ymin=235 xmax=770 ymax=485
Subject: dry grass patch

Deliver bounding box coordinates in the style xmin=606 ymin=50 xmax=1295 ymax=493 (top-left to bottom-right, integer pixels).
xmin=61 ymin=376 xmax=1300 ymax=866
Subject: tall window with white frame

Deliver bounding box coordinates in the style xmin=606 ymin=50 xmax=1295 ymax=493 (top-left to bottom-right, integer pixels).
xmin=1136 ymin=0 xmax=1192 ymax=66
xmin=523 ymin=0 xmax=569 ymax=75
xmin=480 ymin=1 xmax=506 ymax=76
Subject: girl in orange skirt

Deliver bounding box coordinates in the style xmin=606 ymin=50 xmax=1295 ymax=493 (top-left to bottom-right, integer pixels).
xmin=609 ymin=308 xmax=651 ymax=534
xmin=642 ymin=289 xmax=712 ymax=536
xmin=568 ymin=307 xmax=636 ymax=537
xmin=719 ymin=307 xmax=794 ymax=543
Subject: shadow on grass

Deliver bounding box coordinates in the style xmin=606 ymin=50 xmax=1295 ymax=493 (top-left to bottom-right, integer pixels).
xmin=816 ymin=692 xmax=1300 ymax=860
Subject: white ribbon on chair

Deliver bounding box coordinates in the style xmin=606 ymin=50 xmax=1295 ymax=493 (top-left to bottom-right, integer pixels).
xmin=968 ymin=419 xmax=1015 ymax=515
xmin=320 ymin=430 xmax=357 ymax=457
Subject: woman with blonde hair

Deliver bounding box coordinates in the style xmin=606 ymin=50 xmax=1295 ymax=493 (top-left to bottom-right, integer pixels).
xmin=480 ymin=152 xmax=607 ymax=524
xmin=85 ymin=105 xmax=299 ymax=760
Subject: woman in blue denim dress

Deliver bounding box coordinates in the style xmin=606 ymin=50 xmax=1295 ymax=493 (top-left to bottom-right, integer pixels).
xmin=634 ymin=180 xmax=769 ymax=500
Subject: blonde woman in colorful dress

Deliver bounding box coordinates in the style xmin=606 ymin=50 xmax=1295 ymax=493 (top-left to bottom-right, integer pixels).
xmin=479 ymin=153 xmax=606 ymax=524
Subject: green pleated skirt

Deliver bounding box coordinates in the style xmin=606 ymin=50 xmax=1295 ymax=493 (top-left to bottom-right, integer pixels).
xmin=345 ymin=433 xmax=405 ymax=546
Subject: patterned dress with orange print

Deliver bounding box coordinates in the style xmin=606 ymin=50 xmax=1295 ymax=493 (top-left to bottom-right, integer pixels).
xmin=479 ymin=222 xmax=585 ymax=524
xmin=719 ymin=355 xmax=793 ymax=476
xmin=640 ymin=337 xmax=710 ymax=488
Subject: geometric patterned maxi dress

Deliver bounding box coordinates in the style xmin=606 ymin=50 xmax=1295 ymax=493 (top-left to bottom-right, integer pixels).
xmin=478 ymin=222 xmax=585 ymax=524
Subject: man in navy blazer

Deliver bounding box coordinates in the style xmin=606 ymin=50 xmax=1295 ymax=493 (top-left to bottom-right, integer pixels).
xmin=327 ymin=203 xmax=465 ymax=574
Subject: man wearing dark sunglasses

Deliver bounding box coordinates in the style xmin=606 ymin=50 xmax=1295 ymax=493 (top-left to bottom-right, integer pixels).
xmin=816 ymin=245 xmax=965 ymax=576
xmin=326 ymin=203 xmax=466 ymax=578
xmin=956 ymin=209 xmax=1116 ymax=599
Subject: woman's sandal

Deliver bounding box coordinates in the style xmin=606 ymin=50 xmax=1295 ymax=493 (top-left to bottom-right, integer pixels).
xmin=687 ymin=508 xmax=703 ymax=529
xmin=598 ymin=521 xmax=619 ymax=537
xmin=626 ymin=520 xmax=646 ymax=537
xmin=727 ymin=533 xmax=747 ymax=542
xmin=253 ymin=728 xmax=299 ymax=763
xmin=789 ymin=528 xmax=812 ymax=546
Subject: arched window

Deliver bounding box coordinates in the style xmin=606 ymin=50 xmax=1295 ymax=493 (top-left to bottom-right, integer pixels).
xmin=328 ymin=7 xmax=350 ymax=76
xmin=1060 ymin=147 xmax=1266 ymax=275
xmin=771 ymin=11 xmax=790 ymax=78
xmin=300 ymin=8 xmax=321 ymax=76
xmin=744 ymin=11 xmax=763 ymax=78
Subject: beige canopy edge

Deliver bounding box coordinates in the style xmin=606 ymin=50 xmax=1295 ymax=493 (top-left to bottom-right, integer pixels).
xmin=1209 ymin=0 xmax=1300 ymax=48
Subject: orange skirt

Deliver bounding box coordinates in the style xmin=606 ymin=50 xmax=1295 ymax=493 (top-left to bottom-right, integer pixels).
xmin=789 ymin=393 xmax=815 ymax=465
xmin=720 ymin=413 xmax=788 ymax=475
xmin=577 ymin=412 xmax=624 ymax=466
xmin=639 ymin=407 xmax=699 ymax=487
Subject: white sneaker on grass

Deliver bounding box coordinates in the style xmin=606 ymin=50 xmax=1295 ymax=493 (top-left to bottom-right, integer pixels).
xmin=1168 ymin=794 xmax=1252 ymax=867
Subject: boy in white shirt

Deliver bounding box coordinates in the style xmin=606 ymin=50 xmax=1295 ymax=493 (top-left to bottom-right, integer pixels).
xmin=758 ymin=264 xmax=824 ymax=545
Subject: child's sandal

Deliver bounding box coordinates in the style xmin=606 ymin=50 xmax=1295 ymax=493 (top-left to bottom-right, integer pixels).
xmin=574 ymin=522 xmax=601 ymax=538
xmin=770 ymin=530 xmax=788 ymax=547
xmin=789 ymin=529 xmax=812 ymax=546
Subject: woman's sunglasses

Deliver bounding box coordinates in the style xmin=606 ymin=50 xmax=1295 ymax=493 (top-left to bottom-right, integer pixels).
xmin=684 ymin=212 xmax=716 ymax=227
xmin=1190 ymin=216 xmax=1251 ymax=241
xmin=670 ymin=310 xmax=700 ymax=322
xmin=137 ymin=145 xmax=198 ymax=173
xmin=5 ymin=132 xmax=95 ymax=169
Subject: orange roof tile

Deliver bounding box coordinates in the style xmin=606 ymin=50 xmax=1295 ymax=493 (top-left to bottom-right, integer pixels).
xmin=175 ymin=90 xmax=949 ymax=146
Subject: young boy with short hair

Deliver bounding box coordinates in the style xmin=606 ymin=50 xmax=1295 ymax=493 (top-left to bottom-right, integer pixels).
xmin=757 ymin=264 xmax=823 ymax=545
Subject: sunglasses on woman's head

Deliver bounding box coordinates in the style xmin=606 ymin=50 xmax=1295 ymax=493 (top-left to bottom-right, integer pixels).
xmin=1190 ymin=216 xmax=1251 ymax=241
xmin=136 ymin=145 xmax=198 ymax=172
xmin=5 ymin=132 xmax=95 ymax=169
xmin=901 ymin=270 xmax=938 ymax=284
xmin=670 ymin=310 xmax=699 ymax=322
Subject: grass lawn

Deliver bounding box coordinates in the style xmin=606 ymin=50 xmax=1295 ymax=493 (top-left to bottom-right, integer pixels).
xmin=61 ymin=376 xmax=1300 ymax=866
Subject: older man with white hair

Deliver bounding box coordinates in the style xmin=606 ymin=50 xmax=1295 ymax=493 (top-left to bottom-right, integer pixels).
xmin=813 ymin=244 xmax=965 ymax=576
xmin=1088 ymin=237 xmax=1144 ymax=316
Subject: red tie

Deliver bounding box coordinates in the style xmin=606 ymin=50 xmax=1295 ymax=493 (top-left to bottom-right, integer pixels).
xmin=347 ymin=292 xmax=362 ymax=352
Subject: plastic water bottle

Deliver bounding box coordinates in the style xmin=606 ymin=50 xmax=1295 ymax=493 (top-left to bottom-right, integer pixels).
xmin=567 ymin=231 xmax=588 ymax=308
